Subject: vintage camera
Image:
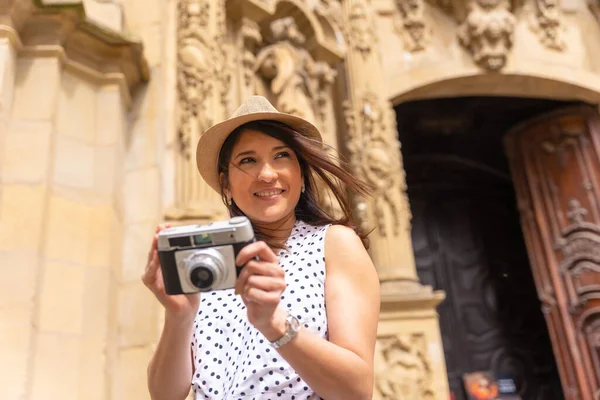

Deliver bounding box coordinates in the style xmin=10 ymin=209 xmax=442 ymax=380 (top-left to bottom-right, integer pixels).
xmin=157 ymin=216 xmax=255 ymax=295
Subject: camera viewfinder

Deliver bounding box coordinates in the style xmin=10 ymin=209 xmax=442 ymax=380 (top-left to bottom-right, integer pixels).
xmin=193 ymin=233 xmax=212 ymax=245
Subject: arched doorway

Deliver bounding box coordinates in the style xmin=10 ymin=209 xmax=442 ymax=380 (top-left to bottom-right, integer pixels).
xmin=395 ymin=97 xmax=581 ymax=400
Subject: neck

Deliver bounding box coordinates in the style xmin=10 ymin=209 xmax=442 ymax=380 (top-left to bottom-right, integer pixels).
xmin=251 ymin=212 xmax=297 ymax=246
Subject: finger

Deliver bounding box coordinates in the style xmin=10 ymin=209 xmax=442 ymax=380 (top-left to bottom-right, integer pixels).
xmin=236 ymin=241 xmax=278 ymax=266
xmin=142 ymin=249 xmax=160 ymax=286
xmin=240 ymin=260 xmax=284 ymax=282
xmin=147 ymin=233 xmax=158 ymax=264
xmin=235 ymin=260 xmax=284 ymax=295
xmin=243 ymin=286 xmax=282 ymax=305
xmin=246 ymin=275 xmax=286 ymax=293
xmin=155 ymin=223 xmax=171 ymax=233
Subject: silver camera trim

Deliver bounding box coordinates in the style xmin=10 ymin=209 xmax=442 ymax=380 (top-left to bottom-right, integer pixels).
xmin=175 ymin=246 xmax=236 ymax=292
xmin=157 ymin=216 xmax=254 ymax=251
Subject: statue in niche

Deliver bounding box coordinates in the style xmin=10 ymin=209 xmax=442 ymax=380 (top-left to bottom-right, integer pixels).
xmin=254 ymin=17 xmax=335 ymax=126
xmin=374 ymin=334 xmax=435 ymax=400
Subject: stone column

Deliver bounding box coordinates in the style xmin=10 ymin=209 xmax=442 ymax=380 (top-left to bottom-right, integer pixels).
xmin=0 ymin=19 xmax=27 ymax=400
xmin=341 ymin=0 xmax=450 ymax=398
xmin=341 ymin=0 xmax=419 ymax=289
xmin=165 ymin=0 xmax=233 ymax=222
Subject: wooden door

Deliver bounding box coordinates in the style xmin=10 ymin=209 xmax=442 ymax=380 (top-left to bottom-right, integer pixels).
xmin=504 ymin=106 xmax=600 ymax=400
xmin=407 ymin=157 xmax=563 ymax=400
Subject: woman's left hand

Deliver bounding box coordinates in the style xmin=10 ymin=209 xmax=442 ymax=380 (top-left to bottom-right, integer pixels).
xmin=235 ymin=241 xmax=288 ymax=340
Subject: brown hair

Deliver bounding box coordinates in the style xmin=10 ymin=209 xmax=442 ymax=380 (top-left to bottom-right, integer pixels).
xmin=217 ymin=120 xmax=372 ymax=249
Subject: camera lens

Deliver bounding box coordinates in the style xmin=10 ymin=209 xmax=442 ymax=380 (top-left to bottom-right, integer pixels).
xmin=190 ymin=266 xmax=214 ymax=289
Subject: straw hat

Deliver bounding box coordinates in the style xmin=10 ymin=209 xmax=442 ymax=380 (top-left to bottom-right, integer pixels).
xmin=196 ymin=95 xmax=322 ymax=193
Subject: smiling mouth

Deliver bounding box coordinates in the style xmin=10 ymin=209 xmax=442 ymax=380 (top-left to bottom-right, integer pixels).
xmin=254 ymin=189 xmax=284 ymax=197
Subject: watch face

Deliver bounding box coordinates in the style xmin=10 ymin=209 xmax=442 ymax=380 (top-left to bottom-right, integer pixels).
xmin=288 ymin=315 xmax=301 ymax=331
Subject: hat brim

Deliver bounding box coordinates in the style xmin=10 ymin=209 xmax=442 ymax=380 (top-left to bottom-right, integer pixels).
xmin=196 ymin=112 xmax=323 ymax=194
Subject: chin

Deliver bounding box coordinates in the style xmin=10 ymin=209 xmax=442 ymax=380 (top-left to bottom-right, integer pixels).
xmin=248 ymin=206 xmax=294 ymax=224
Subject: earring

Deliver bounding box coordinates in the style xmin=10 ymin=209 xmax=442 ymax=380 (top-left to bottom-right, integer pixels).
xmin=227 ymin=197 xmax=232 ymax=206
xmin=301 ymin=183 xmax=305 ymax=193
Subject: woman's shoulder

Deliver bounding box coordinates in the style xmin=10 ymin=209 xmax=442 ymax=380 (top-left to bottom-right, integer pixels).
xmin=325 ymin=224 xmax=362 ymax=243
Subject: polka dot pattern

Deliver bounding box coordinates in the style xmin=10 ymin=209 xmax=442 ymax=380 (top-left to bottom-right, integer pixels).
xmin=191 ymin=219 xmax=330 ymax=399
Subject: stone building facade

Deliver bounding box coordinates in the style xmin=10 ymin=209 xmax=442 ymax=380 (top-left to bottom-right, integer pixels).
xmin=1 ymin=0 xmax=600 ymax=399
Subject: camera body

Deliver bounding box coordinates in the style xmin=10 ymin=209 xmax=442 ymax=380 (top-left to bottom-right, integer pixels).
xmin=157 ymin=216 xmax=255 ymax=295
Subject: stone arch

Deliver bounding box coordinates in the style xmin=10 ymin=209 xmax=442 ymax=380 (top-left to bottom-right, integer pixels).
xmin=389 ymin=72 xmax=600 ymax=105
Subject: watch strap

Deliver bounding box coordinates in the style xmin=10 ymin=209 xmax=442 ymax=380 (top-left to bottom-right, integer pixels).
xmin=270 ymin=314 xmax=300 ymax=349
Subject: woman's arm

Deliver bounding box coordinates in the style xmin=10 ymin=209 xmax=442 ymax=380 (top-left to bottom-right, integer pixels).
xmin=142 ymin=225 xmax=201 ymax=400
xmin=147 ymin=313 xmax=196 ymax=400
xmin=237 ymin=226 xmax=380 ymax=400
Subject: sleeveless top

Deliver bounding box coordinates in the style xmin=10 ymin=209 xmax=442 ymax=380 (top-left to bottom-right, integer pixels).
xmin=191 ymin=219 xmax=330 ymax=400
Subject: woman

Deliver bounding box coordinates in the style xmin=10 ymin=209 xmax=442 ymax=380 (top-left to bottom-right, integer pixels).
xmin=143 ymin=96 xmax=380 ymax=400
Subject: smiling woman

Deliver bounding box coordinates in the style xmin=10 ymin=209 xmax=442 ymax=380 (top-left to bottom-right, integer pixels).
xmin=143 ymin=96 xmax=381 ymax=400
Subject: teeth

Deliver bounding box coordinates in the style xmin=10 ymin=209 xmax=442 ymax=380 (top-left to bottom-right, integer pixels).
xmin=255 ymin=190 xmax=283 ymax=197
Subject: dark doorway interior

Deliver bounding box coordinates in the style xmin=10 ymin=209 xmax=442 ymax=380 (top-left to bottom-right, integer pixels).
xmin=396 ymin=97 xmax=578 ymax=400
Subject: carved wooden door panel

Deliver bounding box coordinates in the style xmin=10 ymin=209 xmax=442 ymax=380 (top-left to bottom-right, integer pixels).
xmin=407 ymin=157 xmax=564 ymax=400
xmin=504 ymin=106 xmax=600 ymax=400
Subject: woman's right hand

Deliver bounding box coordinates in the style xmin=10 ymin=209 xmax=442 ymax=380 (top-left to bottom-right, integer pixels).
xmin=142 ymin=224 xmax=201 ymax=320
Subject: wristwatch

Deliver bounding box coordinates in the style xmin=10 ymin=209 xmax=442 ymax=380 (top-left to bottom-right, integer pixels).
xmin=270 ymin=313 xmax=301 ymax=349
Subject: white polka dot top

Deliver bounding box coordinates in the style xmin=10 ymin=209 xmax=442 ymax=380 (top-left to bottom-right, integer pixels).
xmin=191 ymin=219 xmax=330 ymax=400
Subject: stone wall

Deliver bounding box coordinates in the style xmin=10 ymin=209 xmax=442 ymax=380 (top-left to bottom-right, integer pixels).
xmin=0 ymin=1 xmax=149 ymax=399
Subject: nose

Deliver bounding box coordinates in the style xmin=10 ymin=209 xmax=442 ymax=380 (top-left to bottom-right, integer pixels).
xmin=257 ymin=162 xmax=278 ymax=182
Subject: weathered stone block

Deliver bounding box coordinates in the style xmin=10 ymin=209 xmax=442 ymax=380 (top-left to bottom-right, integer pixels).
xmin=56 ymin=73 xmax=97 ymax=144
xmin=12 ymin=58 xmax=61 ymax=121
xmin=122 ymin=167 xmax=160 ymax=224
xmin=0 ymin=306 xmax=32 ymax=400
xmin=82 ymin=266 xmax=111 ymax=339
xmin=0 ymin=184 xmax=46 ymax=252
xmin=0 ymin=251 xmax=38 ymax=306
xmin=96 ymin=86 xmax=126 ymax=146
xmin=117 ymin=281 xmax=159 ymax=347
xmin=121 ymin=221 xmax=156 ymax=283
xmin=2 ymin=121 xmax=52 ymax=184
xmin=38 ymin=260 xmax=85 ymax=335
xmin=44 ymin=194 xmax=90 ymax=264
xmin=30 ymin=332 xmax=81 ymax=400
xmin=53 ymin=134 xmax=95 ymax=190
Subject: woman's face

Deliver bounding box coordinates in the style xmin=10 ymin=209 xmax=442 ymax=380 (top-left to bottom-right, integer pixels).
xmin=225 ymin=129 xmax=303 ymax=224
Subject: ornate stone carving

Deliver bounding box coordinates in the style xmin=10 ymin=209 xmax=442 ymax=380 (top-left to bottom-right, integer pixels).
xmin=176 ymin=0 xmax=211 ymax=161
xmin=458 ymin=0 xmax=516 ymax=70
xmin=374 ymin=333 xmax=435 ymax=400
xmin=395 ymin=0 xmax=429 ymax=52
xmin=315 ymin=0 xmax=344 ymax=30
xmin=241 ymin=18 xmax=262 ymax=91
xmin=346 ymin=1 xmax=376 ymax=58
xmin=254 ymin=17 xmax=336 ymax=126
xmin=168 ymin=0 xmax=231 ymax=219
xmin=529 ymin=0 xmax=566 ymax=50
xmin=344 ymin=93 xmax=405 ymax=237
xmin=215 ymin=0 xmax=233 ymax=116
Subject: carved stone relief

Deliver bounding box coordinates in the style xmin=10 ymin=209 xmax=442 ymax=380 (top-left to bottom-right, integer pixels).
xmin=315 ymin=0 xmax=344 ymax=30
xmin=168 ymin=0 xmax=232 ymax=220
xmin=347 ymin=1 xmax=376 ymax=58
xmin=344 ymin=93 xmax=405 ymax=237
xmin=458 ymin=0 xmax=516 ymax=70
xmin=254 ymin=17 xmax=337 ymax=128
xmin=395 ymin=0 xmax=430 ymax=52
xmin=529 ymin=0 xmax=566 ymax=50
xmin=241 ymin=18 xmax=262 ymax=93
xmin=374 ymin=333 xmax=435 ymax=400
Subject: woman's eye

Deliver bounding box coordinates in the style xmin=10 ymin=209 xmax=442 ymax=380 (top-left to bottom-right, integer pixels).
xmin=239 ymin=157 xmax=255 ymax=164
xmin=275 ymin=151 xmax=290 ymax=159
